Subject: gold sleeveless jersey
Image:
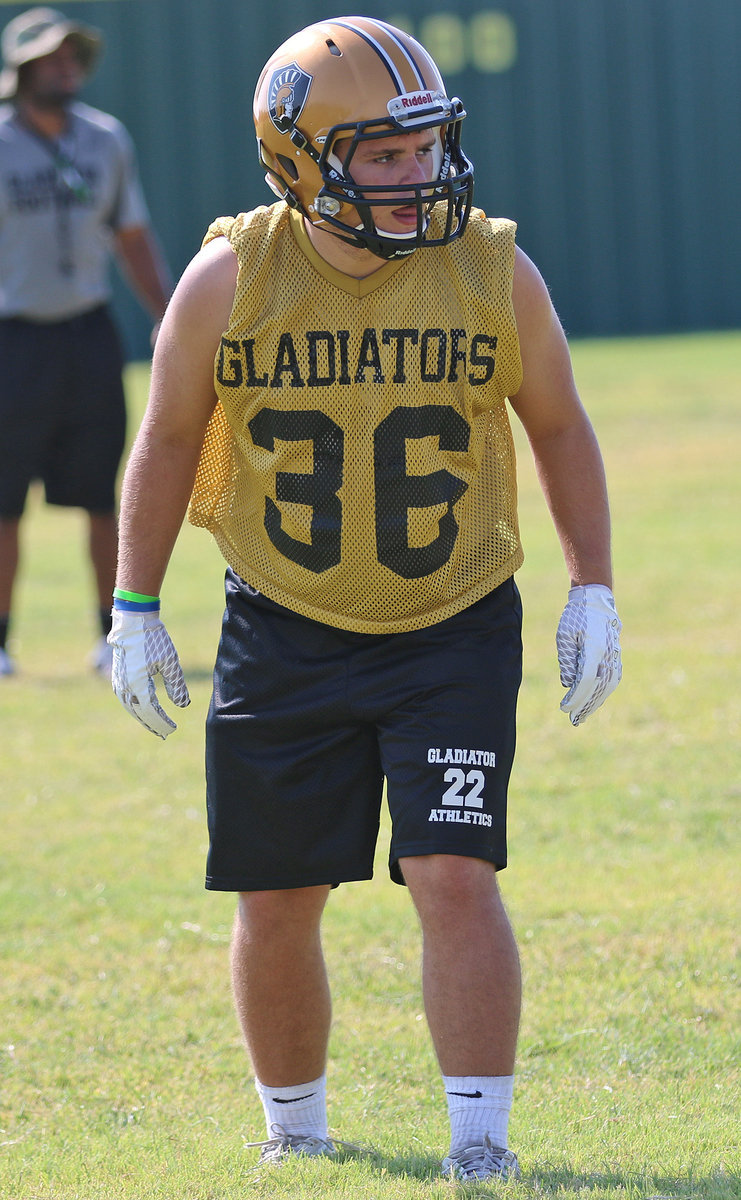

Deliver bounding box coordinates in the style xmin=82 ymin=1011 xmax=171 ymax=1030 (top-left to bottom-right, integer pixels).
xmin=188 ymin=203 xmax=524 ymax=633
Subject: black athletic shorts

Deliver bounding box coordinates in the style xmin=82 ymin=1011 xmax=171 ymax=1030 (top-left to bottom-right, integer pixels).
xmin=205 ymin=570 xmax=523 ymax=891
xmin=0 ymin=306 xmax=126 ymax=517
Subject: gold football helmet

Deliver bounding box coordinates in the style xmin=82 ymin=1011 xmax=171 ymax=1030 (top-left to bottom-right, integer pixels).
xmin=253 ymin=15 xmax=474 ymax=259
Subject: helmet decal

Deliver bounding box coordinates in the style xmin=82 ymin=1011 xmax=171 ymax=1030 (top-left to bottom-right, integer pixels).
xmin=267 ymin=62 xmax=313 ymax=134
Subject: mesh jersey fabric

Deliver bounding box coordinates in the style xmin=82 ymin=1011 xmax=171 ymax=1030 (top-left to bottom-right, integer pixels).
xmin=188 ymin=203 xmax=524 ymax=634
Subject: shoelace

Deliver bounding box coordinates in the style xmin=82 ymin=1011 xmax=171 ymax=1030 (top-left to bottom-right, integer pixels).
xmin=245 ymin=1123 xmax=361 ymax=1163
xmin=445 ymin=1133 xmax=519 ymax=1180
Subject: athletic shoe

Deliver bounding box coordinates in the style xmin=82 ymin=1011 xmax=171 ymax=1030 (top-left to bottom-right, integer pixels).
xmin=0 ymin=647 xmax=15 ymax=676
xmin=246 ymin=1125 xmax=340 ymax=1164
xmin=442 ymin=1134 xmax=520 ymax=1182
xmin=89 ymin=636 xmax=114 ymax=678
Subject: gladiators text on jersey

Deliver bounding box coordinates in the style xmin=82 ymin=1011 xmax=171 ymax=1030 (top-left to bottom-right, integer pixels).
xmin=216 ymin=329 xmax=499 ymax=390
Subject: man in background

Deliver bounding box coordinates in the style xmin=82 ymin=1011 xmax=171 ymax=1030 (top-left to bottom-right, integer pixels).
xmin=0 ymin=7 xmax=172 ymax=677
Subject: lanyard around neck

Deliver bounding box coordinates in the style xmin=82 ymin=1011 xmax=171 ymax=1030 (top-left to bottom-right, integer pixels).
xmin=15 ymin=111 xmax=91 ymax=276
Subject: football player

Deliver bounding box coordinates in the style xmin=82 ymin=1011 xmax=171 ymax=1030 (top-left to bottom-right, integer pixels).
xmin=109 ymin=16 xmax=621 ymax=1183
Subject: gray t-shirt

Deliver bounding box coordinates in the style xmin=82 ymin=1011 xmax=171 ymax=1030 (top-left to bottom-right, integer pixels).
xmin=0 ymin=100 xmax=150 ymax=320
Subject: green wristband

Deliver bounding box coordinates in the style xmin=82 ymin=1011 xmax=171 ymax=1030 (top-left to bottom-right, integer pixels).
xmin=113 ymin=587 xmax=160 ymax=604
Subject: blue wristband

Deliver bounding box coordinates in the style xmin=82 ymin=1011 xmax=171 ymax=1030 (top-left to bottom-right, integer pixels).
xmin=113 ymin=597 xmax=160 ymax=613
xmin=112 ymin=588 xmax=160 ymax=614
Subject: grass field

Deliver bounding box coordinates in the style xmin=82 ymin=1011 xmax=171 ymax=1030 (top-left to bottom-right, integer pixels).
xmin=1 ymin=331 xmax=739 ymax=1199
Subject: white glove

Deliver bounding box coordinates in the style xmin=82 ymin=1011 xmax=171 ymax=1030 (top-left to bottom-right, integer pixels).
xmin=108 ymin=608 xmax=190 ymax=739
xmin=556 ymin=584 xmax=622 ymax=726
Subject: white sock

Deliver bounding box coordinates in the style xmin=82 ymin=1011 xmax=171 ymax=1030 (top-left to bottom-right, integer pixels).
xmin=443 ymin=1074 xmax=514 ymax=1153
xmin=255 ymin=1074 xmax=328 ymax=1140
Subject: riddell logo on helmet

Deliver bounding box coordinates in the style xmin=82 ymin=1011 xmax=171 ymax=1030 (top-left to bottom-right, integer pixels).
xmin=401 ymin=91 xmax=434 ymax=108
xmin=388 ymin=90 xmax=450 ymax=124
xmin=267 ymin=62 xmax=313 ymax=134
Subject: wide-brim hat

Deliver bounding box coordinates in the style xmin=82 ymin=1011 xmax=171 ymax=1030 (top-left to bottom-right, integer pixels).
xmin=0 ymin=6 xmax=102 ymax=100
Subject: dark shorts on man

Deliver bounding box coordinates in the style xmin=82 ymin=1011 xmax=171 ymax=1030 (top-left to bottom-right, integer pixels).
xmin=205 ymin=571 xmax=523 ymax=891
xmin=0 ymin=305 xmax=126 ymax=517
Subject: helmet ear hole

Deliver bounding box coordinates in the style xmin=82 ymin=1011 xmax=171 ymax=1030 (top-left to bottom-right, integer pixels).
xmin=276 ymin=154 xmax=299 ymax=182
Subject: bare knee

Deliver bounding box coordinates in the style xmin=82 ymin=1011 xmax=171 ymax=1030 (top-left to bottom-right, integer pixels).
xmin=401 ymin=854 xmax=501 ymax=922
xmin=235 ymin=884 xmax=331 ymax=941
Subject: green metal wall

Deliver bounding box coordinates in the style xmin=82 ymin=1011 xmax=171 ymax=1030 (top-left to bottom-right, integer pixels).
xmin=3 ymin=0 xmax=739 ymax=356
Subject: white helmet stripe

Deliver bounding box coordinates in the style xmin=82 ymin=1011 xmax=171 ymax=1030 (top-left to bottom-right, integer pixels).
xmin=327 ymin=17 xmax=427 ymax=94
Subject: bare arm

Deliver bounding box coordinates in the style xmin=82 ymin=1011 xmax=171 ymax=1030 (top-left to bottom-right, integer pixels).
xmin=114 ymin=225 xmax=174 ymax=342
xmin=509 ymin=246 xmax=613 ymax=589
xmin=115 ymin=236 xmax=238 ymax=597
